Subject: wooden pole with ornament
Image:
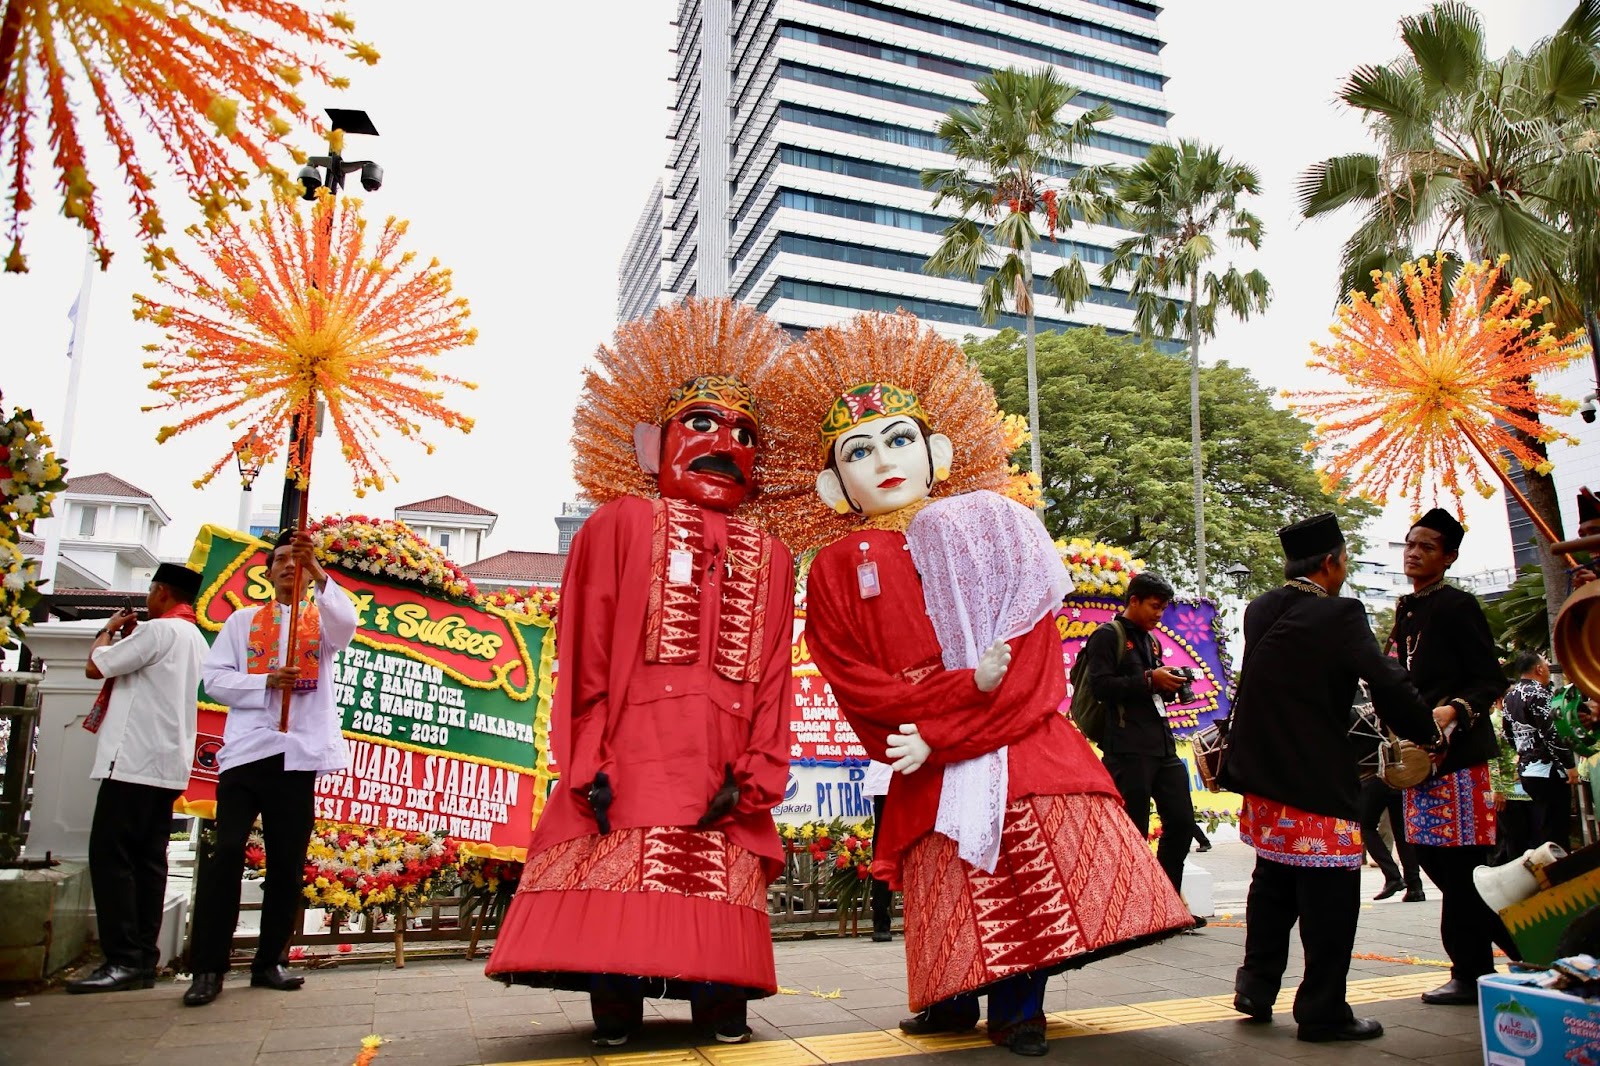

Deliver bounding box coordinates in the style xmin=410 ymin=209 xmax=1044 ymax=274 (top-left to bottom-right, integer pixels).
xmin=1292 ymin=255 xmax=1589 ymax=555
xmin=137 ymin=187 xmax=478 ymax=726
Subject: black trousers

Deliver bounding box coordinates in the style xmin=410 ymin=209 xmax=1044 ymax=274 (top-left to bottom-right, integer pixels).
xmin=1235 ymin=857 xmax=1358 ymax=1026
xmin=870 ymin=794 xmax=892 ymax=932
xmin=1358 ymin=777 xmax=1420 ymax=889
xmin=590 ymin=976 xmax=747 ymax=1031
xmin=1521 ymin=774 xmax=1573 ymax=853
xmin=89 ymin=778 xmax=181 ymax=970
xmin=189 ymin=754 xmax=315 ymax=974
xmin=1104 ymin=752 xmax=1194 ymax=893
xmin=1413 ymin=844 xmax=1521 ymax=982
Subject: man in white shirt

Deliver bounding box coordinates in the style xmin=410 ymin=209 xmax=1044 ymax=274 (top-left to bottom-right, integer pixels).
xmin=183 ymin=529 xmax=357 ymax=1007
xmin=67 ymin=563 xmax=208 ymax=994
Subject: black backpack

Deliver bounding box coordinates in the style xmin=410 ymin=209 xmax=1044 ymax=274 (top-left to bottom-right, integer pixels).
xmin=1069 ymin=618 xmax=1128 ymax=744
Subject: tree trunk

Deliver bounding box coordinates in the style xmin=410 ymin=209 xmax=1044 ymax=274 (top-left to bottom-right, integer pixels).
xmin=1022 ymin=246 xmax=1045 ymax=518
xmin=1519 ymin=445 xmax=1569 ymax=643
xmin=0 ymin=0 xmax=26 ymax=92
xmin=1188 ymin=273 xmax=1208 ymax=598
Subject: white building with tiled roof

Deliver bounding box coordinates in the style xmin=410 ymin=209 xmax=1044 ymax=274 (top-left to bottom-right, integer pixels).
xmin=393 ymin=494 xmax=498 ymax=563
xmin=461 ymin=550 xmax=566 ymax=593
xmin=48 ymin=472 xmax=169 ymax=591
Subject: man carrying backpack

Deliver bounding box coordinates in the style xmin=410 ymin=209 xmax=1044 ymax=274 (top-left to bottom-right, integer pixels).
xmin=1076 ymin=571 xmax=1195 ymax=895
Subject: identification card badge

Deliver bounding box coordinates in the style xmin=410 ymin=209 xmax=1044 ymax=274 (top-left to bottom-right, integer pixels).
xmin=855 ymin=541 xmax=880 ymax=599
xmin=669 ymin=549 xmax=693 ymax=585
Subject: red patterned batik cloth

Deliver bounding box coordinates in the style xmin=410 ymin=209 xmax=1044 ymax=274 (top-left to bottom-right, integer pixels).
xmin=1404 ymin=763 xmax=1496 ymax=847
xmin=900 ymin=793 xmax=1192 ymax=1011
xmin=484 ymin=825 xmax=777 ymax=993
xmin=1239 ymin=794 xmax=1364 ymax=868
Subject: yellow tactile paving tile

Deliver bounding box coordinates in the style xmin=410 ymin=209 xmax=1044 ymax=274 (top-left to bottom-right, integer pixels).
xmin=595 ymin=1050 xmax=711 ymax=1066
xmin=796 ymin=1031 xmax=920 ymax=1063
xmin=485 ymin=965 xmax=1457 ymax=1066
xmin=699 ymin=1040 xmax=827 ymax=1066
xmin=1051 ymin=1005 xmax=1169 ymax=1034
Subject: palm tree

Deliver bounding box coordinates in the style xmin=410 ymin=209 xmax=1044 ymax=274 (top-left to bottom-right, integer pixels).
xmin=921 ymin=66 xmax=1117 ymax=500
xmin=1298 ymin=0 xmax=1600 ymax=629
xmin=1100 ymin=140 xmax=1270 ymax=598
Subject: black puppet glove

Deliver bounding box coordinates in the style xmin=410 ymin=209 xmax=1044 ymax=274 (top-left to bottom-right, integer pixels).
xmin=585 ymin=771 xmax=614 ymax=835
xmin=696 ymin=763 xmax=739 ymax=828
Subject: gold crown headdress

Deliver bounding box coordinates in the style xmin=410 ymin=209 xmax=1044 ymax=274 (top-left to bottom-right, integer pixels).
xmin=572 ymin=298 xmax=788 ymax=507
xmin=818 ymin=382 xmax=930 ymax=455
xmin=754 ymin=311 xmax=1013 ymax=554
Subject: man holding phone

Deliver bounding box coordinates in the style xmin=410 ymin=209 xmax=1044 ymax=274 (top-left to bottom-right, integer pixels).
xmin=69 ymin=563 xmax=207 ymax=993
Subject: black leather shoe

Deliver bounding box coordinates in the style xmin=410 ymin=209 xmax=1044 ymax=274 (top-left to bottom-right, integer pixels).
xmin=1420 ymin=979 xmax=1477 ymax=1005
xmin=250 ymin=964 xmax=304 ymax=991
xmin=871 ymin=929 xmax=893 ymax=942
xmin=1003 ymin=1026 xmax=1049 ymax=1056
xmin=1374 ymin=879 xmax=1405 ymax=901
xmin=714 ymin=1023 xmax=753 ymax=1044
xmin=1403 ymin=887 xmax=1426 ymax=902
xmin=900 ymin=1009 xmax=978 ymax=1035
xmin=141 ymin=967 xmax=158 ymax=989
xmin=183 ymin=972 xmax=223 ymax=1007
xmin=1233 ymin=991 xmax=1271 ymax=1022
xmin=591 ymin=1023 xmax=630 ymax=1048
xmin=1298 ymin=1017 xmax=1383 ymax=1042
xmin=66 ymin=963 xmax=145 ymax=994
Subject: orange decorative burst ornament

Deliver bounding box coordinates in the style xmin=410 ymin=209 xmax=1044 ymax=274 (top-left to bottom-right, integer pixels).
xmin=1291 ymin=256 xmax=1588 ymax=533
xmin=137 ymin=191 xmax=477 ymax=499
xmin=0 ymin=0 xmax=378 ymax=272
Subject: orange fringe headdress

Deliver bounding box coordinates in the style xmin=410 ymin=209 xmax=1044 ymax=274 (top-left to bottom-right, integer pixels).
xmin=756 ymin=311 xmax=1012 ymax=554
xmin=572 ymin=297 xmax=789 ymax=507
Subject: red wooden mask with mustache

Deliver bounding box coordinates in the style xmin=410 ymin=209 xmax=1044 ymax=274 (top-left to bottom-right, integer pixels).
xmin=647 ymin=405 xmax=760 ymax=512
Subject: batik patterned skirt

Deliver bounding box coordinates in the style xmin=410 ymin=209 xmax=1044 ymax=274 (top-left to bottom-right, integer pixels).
xmin=484 ymin=825 xmax=776 ymax=997
xmin=900 ymin=792 xmax=1192 ymax=1011
xmin=1405 ymin=763 xmax=1496 ymax=847
xmin=1238 ymin=794 xmax=1363 ymax=869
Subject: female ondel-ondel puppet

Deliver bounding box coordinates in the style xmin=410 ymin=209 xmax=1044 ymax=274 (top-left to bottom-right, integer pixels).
xmin=760 ymin=311 xmax=1194 ymax=1057
xmin=484 ymin=297 xmax=795 ymax=1048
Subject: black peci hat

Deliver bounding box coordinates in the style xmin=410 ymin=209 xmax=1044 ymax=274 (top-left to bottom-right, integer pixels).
xmin=1411 ymin=507 xmax=1465 ymax=552
xmin=1579 ymin=487 xmax=1600 ymax=525
xmin=152 ymin=562 xmax=203 ymax=600
xmin=1278 ymin=513 xmax=1345 ymax=561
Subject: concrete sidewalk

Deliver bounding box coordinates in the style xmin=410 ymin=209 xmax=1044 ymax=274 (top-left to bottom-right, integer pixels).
xmin=0 ymin=845 xmax=1487 ymax=1066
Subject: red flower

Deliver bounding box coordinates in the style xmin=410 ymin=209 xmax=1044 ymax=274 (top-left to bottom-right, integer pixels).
xmin=834 ymin=854 xmax=850 ymax=869
xmin=856 ymin=863 xmax=871 ymax=879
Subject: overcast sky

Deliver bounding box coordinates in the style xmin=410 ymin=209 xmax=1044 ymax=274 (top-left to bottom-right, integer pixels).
xmin=0 ymin=0 xmax=1581 ymax=576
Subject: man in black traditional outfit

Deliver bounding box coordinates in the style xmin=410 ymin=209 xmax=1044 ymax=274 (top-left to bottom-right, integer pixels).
xmin=1220 ymin=514 xmax=1436 ymax=1042
xmin=1390 ymin=508 xmax=1514 ymax=1005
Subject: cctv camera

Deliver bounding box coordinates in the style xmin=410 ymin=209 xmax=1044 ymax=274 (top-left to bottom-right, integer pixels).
xmin=297 ymin=164 xmax=322 ymax=201
xmin=360 ymin=162 xmax=383 ymax=192
xmin=1583 ymin=394 xmax=1598 ymax=424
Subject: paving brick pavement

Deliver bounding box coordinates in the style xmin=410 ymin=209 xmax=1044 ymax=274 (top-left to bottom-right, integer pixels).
xmin=0 ymin=846 xmax=1491 ymax=1066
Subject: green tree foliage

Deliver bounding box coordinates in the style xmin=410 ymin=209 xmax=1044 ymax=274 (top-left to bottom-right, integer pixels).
xmin=1485 ymin=566 xmax=1557 ymax=656
xmin=968 ymin=327 xmax=1377 ymax=596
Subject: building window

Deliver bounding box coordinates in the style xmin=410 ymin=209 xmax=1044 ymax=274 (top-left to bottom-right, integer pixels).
xmin=78 ymin=506 xmax=96 ymax=537
xmin=439 ymin=532 xmax=451 ymax=554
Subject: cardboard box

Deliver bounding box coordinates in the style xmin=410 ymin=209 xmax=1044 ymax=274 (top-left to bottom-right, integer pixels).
xmin=1478 ymin=974 xmax=1600 ymax=1066
xmin=1499 ymin=868 xmax=1600 ymax=968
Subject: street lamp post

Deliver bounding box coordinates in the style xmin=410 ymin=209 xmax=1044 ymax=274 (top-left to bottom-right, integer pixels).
xmin=1223 ymin=563 xmax=1250 ymax=597
xmin=234 ymin=431 xmax=266 ymax=533
xmin=277 ymin=107 xmax=383 ymax=534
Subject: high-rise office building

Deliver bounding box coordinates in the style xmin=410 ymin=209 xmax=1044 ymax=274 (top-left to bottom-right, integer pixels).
xmin=619 ymin=0 xmax=1168 ymax=336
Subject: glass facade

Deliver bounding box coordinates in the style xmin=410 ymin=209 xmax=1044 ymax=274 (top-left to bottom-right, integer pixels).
xmin=802 ymin=0 xmax=1167 ymax=90
xmin=628 ymin=0 xmax=1171 ymax=342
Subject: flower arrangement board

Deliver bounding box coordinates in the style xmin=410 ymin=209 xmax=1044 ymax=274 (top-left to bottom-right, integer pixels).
xmin=1057 ymin=596 xmax=1233 ymax=736
xmin=177 ymin=525 xmax=554 ymax=861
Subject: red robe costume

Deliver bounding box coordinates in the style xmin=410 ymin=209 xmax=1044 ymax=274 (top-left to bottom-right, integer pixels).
xmin=486 ymin=495 xmax=794 ymax=996
xmin=804 ymin=529 xmax=1192 ymax=1010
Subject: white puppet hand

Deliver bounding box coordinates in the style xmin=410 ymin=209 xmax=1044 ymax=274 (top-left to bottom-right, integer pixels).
xmin=974 ymin=638 xmax=1012 ymax=693
xmin=886 ymin=723 xmax=932 ymax=775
